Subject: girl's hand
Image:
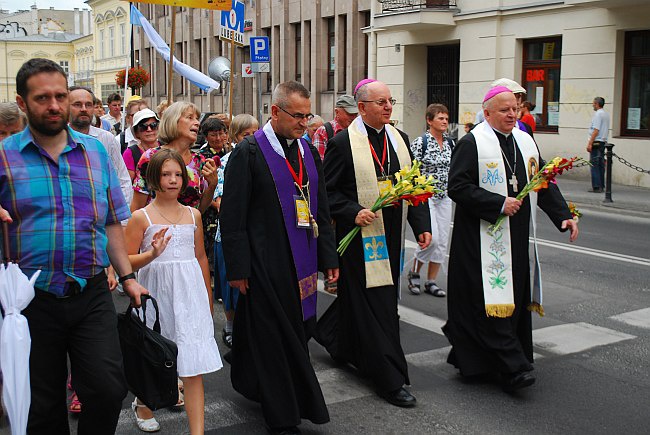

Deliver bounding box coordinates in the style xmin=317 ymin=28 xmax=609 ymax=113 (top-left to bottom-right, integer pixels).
xmin=151 ymin=227 xmax=172 ymax=258
xmin=202 ymin=158 xmax=218 ymax=187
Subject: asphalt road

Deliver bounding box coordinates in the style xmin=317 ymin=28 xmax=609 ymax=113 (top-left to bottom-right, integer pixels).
xmin=3 ymin=205 xmax=647 ymax=435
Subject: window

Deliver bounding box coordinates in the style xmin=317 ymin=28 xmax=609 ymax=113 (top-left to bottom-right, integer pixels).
xmin=521 ymin=37 xmax=562 ymax=132
xmin=622 ymin=30 xmax=650 ymax=137
xmin=99 ymin=29 xmax=105 ymax=58
xmin=109 ymin=26 xmax=115 ymax=57
xmin=294 ymin=23 xmax=301 ymax=82
xmin=59 ymin=60 xmax=69 ymax=74
xmin=327 ymin=18 xmax=335 ymax=91
xmin=338 ymin=16 xmax=346 ymax=92
xmin=121 ymin=23 xmax=126 ymax=55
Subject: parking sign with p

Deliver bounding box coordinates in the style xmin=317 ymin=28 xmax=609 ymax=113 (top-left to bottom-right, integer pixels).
xmin=250 ymin=36 xmax=270 ymax=63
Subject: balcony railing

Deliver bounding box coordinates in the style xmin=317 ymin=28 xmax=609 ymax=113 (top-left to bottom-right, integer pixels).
xmin=378 ymin=0 xmax=457 ymax=13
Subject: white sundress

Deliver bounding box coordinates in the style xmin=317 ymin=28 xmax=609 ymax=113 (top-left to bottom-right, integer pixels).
xmin=138 ymin=207 xmax=223 ymax=377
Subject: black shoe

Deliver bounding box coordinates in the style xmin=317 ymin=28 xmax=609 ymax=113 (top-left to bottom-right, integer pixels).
xmin=424 ymin=281 xmax=446 ymax=297
xmin=266 ymin=426 xmax=301 ymax=435
xmin=501 ymin=371 xmax=535 ymax=393
xmin=589 ymin=188 xmax=603 ymax=193
xmin=222 ymin=328 xmax=233 ymax=348
xmin=383 ymin=387 xmax=417 ymax=408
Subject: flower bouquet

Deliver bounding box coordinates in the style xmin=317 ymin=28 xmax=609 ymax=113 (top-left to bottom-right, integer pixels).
xmin=568 ymin=202 xmax=582 ymax=222
xmin=337 ymin=160 xmax=441 ymax=255
xmin=487 ymin=156 xmax=590 ymax=235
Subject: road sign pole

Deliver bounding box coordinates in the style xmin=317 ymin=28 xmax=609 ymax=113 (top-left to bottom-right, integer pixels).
xmin=257 ymin=70 xmax=263 ymax=125
xmin=229 ymin=39 xmax=235 ymax=119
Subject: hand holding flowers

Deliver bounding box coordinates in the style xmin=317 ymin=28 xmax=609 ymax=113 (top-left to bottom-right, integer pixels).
xmin=337 ymin=160 xmax=441 ymax=255
xmin=487 ymin=156 xmax=589 ymax=235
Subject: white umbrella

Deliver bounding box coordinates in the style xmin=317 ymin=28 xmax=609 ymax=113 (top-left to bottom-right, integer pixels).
xmin=0 ymin=261 xmax=40 ymax=435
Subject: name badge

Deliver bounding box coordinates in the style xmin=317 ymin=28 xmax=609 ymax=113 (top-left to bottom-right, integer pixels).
xmin=294 ymin=195 xmax=311 ymax=228
xmin=377 ymin=177 xmax=393 ymax=197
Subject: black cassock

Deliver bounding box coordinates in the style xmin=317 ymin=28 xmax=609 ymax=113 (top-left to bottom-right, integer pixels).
xmin=443 ymin=129 xmax=571 ymax=377
xmin=316 ymin=126 xmax=430 ymax=394
xmin=220 ymin=135 xmax=338 ymax=428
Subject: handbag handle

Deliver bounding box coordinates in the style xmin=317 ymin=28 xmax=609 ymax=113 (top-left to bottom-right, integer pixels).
xmin=129 ymin=294 xmax=162 ymax=334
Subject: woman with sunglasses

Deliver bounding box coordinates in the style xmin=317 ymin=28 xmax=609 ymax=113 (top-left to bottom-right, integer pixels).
xmin=131 ymin=102 xmax=219 ymax=214
xmin=123 ymin=108 xmax=161 ymax=181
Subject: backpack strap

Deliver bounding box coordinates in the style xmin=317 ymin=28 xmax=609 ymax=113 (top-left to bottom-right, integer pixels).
xmin=324 ymin=121 xmax=334 ymax=142
xmin=128 ymin=144 xmax=144 ymax=167
xmin=120 ymin=131 xmax=127 ymax=154
xmin=419 ymin=132 xmax=429 ymax=162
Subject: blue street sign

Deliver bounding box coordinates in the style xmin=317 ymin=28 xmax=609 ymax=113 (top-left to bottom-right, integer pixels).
xmin=250 ymin=36 xmax=270 ymax=63
xmin=220 ymin=0 xmax=245 ymax=44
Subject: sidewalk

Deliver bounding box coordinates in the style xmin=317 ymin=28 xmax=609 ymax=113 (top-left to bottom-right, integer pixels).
xmin=556 ymin=177 xmax=650 ymax=215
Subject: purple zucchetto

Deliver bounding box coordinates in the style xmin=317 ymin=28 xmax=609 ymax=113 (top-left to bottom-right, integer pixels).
xmin=483 ymin=85 xmax=513 ymax=103
xmin=354 ymin=78 xmax=377 ymax=95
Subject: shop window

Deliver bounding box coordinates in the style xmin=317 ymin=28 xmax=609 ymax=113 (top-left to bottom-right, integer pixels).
xmin=622 ymin=30 xmax=650 ymax=137
xmin=522 ymin=37 xmax=562 ymax=132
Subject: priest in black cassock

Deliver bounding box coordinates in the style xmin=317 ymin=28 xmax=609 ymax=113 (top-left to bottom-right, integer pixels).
xmin=443 ymin=86 xmax=579 ymax=392
xmin=315 ymin=79 xmax=431 ymax=407
xmin=220 ymin=81 xmax=339 ymax=435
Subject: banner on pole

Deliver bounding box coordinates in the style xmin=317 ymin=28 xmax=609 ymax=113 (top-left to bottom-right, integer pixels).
xmin=126 ymin=0 xmax=230 ymax=10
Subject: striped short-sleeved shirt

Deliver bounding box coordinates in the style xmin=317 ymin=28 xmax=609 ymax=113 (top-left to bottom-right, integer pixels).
xmin=0 ymin=126 xmax=131 ymax=296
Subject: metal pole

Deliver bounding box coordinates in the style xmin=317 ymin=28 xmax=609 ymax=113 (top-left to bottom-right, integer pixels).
xmin=256 ymin=69 xmax=263 ymax=125
xmin=167 ymin=7 xmax=176 ymax=103
xmin=228 ymin=39 xmax=235 ymax=119
xmin=604 ymin=142 xmax=614 ymax=203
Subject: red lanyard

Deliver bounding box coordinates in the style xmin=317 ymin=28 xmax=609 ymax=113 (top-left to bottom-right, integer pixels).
xmin=368 ymin=133 xmax=387 ymax=173
xmin=285 ymin=151 xmax=304 ymax=187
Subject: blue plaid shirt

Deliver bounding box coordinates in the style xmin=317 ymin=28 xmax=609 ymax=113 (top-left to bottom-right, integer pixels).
xmin=0 ymin=126 xmax=131 ymax=295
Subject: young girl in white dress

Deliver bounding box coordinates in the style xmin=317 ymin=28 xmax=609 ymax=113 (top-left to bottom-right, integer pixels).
xmin=125 ymin=148 xmax=222 ymax=434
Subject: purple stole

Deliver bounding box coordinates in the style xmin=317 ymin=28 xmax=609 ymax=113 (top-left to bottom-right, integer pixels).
xmin=254 ymin=129 xmax=319 ymax=321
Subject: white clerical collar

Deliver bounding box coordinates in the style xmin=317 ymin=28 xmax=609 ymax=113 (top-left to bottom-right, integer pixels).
xmin=491 ymin=126 xmax=512 ymax=138
xmin=262 ymin=121 xmax=304 ymax=159
xmin=363 ymin=122 xmax=385 ymax=134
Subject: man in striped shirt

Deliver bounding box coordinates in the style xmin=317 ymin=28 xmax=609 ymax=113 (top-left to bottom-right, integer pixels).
xmin=0 ymin=58 xmax=148 ymax=435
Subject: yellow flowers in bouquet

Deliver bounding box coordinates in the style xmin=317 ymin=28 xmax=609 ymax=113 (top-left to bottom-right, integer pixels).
xmin=337 ymin=160 xmax=441 ymax=255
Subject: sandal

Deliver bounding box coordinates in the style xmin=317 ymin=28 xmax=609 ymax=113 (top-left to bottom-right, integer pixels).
xmin=407 ymin=271 xmax=421 ymax=295
xmin=222 ymin=328 xmax=233 ymax=348
xmin=68 ymin=391 xmax=81 ymax=414
xmin=132 ymin=399 xmax=160 ymax=432
xmin=174 ymin=388 xmax=185 ymax=407
xmin=424 ymin=281 xmax=446 ymax=297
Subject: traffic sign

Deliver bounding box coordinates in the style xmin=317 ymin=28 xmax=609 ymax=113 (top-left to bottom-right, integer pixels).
xmin=220 ymin=0 xmax=244 ymax=45
xmin=242 ymin=63 xmax=254 ymax=77
xmin=250 ymin=36 xmax=270 ymax=63
xmin=251 ymin=62 xmax=270 ymax=73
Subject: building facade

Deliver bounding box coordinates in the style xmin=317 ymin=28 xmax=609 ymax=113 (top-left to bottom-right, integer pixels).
xmin=131 ymin=0 xmax=374 ymax=121
xmin=372 ymin=0 xmax=650 ymax=187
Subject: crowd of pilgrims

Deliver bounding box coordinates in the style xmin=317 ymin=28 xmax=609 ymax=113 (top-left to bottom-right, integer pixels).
xmin=0 ymin=74 xmax=575 ymax=435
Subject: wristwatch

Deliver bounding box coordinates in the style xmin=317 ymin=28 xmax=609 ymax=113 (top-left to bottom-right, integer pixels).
xmin=118 ymin=272 xmax=136 ymax=284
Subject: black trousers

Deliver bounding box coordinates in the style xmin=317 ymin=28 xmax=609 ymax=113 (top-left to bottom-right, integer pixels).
xmin=23 ymin=272 xmax=127 ymax=435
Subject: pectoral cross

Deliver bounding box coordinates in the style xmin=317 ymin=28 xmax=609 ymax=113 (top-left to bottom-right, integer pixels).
xmin=509 ymin=174 xmax=519 ymax=193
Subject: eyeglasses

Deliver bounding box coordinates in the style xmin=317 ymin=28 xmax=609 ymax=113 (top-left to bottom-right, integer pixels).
xmin=135 ymin=121 xmax=159 ymax=132
xmin=360 ymin=98 xmax=396 ymax=106
xmin=277 ymin=105 xmax=314 ymax=120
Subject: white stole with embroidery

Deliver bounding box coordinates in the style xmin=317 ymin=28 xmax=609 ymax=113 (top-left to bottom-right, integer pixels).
xmin=474 ymin=121 xmax=541 ymax=317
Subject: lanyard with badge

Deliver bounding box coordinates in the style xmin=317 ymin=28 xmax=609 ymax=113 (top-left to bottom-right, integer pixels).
xmin=369 ymin=133 xmax=393 ymax=196
xmin=285 ymin=151 xmax=319 ymax=238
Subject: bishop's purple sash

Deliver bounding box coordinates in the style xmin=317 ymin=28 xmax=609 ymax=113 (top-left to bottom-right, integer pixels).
xmin=254 ymin=128 xmax=319 ymax=320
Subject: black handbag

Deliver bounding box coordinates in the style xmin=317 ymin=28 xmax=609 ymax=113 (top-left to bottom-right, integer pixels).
xmin=117 ymin=294 xmax=179 ymax=410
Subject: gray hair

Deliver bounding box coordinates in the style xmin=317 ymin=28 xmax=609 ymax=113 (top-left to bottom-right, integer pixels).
xmin=354 ymin=84 xmax=371 ymax=104
xmin=307 ymin=115 xmax=324 ymax=128
xmin=594 ymin=96 xmax=605 ymax=108
xmin=0 ymin=102 xmax=26 ymax=127
xmin=271 ymin=81 xmax=310 ymax=108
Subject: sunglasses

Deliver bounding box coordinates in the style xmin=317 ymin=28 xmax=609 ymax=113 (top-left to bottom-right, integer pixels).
xmin=135 ymin=121 xmax=159 ymax=132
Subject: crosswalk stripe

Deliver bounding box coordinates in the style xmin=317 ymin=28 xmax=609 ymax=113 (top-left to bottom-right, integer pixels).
xmin=316 ymin=367 xmax=374 ymax=405
xmin=533 ymin=322 xmax=635 ymax=355
xmin=398 ymin=304 xmax=446 ymax=336
xmin=610 ymin=307 xmax=650 ymax=329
